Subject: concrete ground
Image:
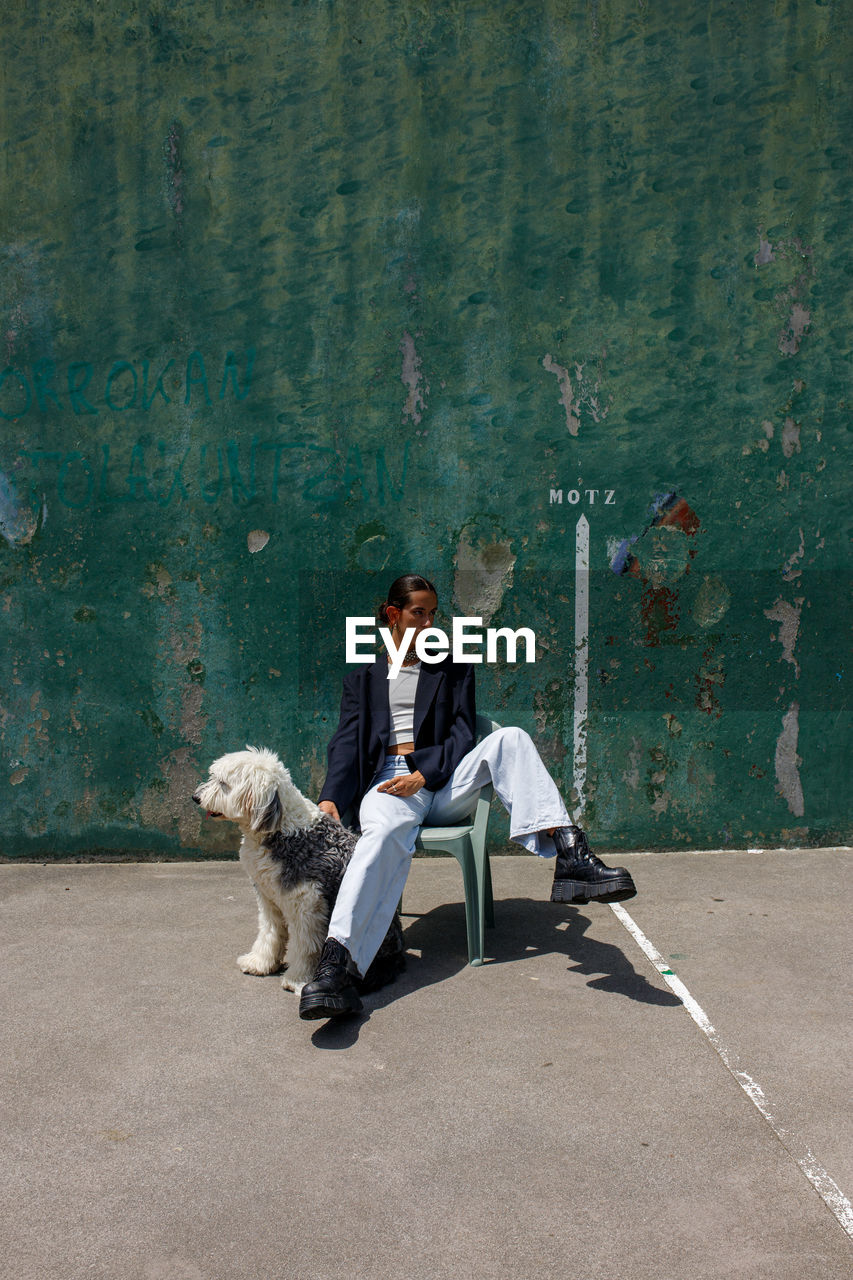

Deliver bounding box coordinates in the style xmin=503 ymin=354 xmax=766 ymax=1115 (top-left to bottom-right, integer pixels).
xmin=1 ymin=848 xmax=851 ymax=1280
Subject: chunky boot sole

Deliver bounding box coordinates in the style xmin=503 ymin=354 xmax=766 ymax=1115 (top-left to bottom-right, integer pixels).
xmin=298 ymin=989 xmax=364 ymax=1020
xmin=550 ymin=873 xmax=637 ymax=905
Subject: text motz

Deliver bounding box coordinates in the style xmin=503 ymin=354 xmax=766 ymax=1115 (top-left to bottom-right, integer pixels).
xmin=549 ymin=488 xmax=615 ymax=505
xmin=346 ymin=617 xmax=537 ymax=677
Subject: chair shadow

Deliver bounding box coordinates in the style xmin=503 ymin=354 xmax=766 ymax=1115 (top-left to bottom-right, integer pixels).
xmin=310 ymin=896 xmax=680 ymax=1049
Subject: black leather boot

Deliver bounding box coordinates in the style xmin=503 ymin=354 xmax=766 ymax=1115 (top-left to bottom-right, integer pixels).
xmin=550 ymin=826 xmax=637 ymax=904
xmin=298 ymin=938 xmax=364 ymax=1020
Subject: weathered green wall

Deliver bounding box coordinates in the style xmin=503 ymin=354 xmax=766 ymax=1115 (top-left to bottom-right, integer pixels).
xmin=1 ymin=0 xmax=849 ymax=857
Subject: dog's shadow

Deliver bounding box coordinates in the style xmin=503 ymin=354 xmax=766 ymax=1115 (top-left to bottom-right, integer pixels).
xmin=310 ymin=897 xmax=681 ymax=1048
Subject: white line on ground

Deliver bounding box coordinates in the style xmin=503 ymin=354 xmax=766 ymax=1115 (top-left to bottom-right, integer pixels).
xmin=610 ymin=901 xmax=853 ymax=1240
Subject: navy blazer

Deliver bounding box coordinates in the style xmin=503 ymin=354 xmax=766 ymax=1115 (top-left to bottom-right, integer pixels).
xmin=318 ymin=654 xmax=476 ymax=817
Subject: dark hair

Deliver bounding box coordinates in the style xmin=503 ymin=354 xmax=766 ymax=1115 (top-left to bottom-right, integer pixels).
xmin=377 ymin=574 xmax=437 ymax=625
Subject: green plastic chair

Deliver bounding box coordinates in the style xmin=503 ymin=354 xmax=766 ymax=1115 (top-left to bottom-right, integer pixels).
xmin=411 ymin=715 xmax=500 ymax=967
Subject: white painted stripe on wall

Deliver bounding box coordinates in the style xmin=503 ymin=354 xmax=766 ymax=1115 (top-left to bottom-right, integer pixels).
xmin=572 ymin=513 xmax=589 ymax=822
xmin=610 ymin=901 xmax=853 ymax=1239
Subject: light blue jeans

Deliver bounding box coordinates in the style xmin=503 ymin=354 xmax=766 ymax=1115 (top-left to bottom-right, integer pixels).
xmin=328 ymin=726 xmax=571 ymax=976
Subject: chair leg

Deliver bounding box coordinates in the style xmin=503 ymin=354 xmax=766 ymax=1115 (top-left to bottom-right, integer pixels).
xmin=456 ymin=842 xmax=485 ymax=966
xmin=470 ymin=846 xmax=488 ymax=960
xmin=484 ymin=854 xmax=495 ymax=929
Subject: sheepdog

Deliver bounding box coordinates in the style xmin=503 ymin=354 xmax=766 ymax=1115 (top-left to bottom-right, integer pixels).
xmin=192 ymin=746 xmax=405 ymax=996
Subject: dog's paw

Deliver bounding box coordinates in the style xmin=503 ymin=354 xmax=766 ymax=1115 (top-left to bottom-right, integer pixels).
xmin=280 ymin=974 xmax=308 ymax=994
xmin=237 ymin=952 xmax=279 ymax=975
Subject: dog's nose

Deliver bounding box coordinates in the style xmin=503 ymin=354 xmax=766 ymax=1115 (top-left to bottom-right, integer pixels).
xmin=192 ymin=794 xmax=201 ymax=805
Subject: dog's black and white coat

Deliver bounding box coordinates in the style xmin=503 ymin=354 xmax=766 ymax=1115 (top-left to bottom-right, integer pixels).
xmin=193 ymin=747 xmax=404 ymax=995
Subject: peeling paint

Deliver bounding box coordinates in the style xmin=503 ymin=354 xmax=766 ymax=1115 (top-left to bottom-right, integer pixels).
xmin=641 ymin=584 xmax=681 ymax=644
xmin=774 ymin=702 xmax=804 ymax=817
xmin=542 ymin=354 xmax=580 ymax=435
xmin=611 ymin=493 xmax=699 ymax=577
xmin=453 ymin=526 xmax=516 ymax=625
xmin=139 ymin=745 xmax=203 ymax=844
xmin=0 ymin=471 xmax=43 ymax=546
xmin=637 ymin=528 xmax=692 ymax=589
xmin=779 ymin=304 xmax=811 ymax=357
xmin=170 ymin=619 xmax=205 ymax=746
xmin=687 ymin=750 xmax=715 ymax=791
xmin=695 ymin=648 xmax=726 ymax=717
xmin=352 ymin=520 xmax=391 ymax=571
xmin=541 ymin=353 xmax=610 ymax=436
xmin=400 ymin=331 xmax=429 ymax=425
xmin=650 ymin=777 xmax=670 ymax=814
xmin=135 ymin=603 xmax=207 ymax=844
xmin=764 ymin=597 xmax=804 ymax=677
xmin=646 ymin=745 xmax=674 ymax=815
xmin=693 ymin=575 xmax=732 ymax=629
xmin=741 ymin=420 xmax=775 ymax=456
xmin=622 ymin=737 xmax=642 ymax=792
xmin=356 ymin=534 xmax=390 ymax=571
xmin=140 ymin=564 xmax=174 ymax=600
xmin=781 ymin=529 xmax=805 ymax=582
xmin=0 ymin=5 xmax=847 ymax=858
xmin=247 ymin=529 xmax=269 ymax=553
xmin=754 ymin=231 xmax=815 ymax=356
xmin=781 ymin=416 xmax=801 ymax=458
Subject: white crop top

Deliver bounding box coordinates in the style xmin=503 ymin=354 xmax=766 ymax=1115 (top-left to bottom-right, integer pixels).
xmin=387 ymin=662 xmax=421 ymax=748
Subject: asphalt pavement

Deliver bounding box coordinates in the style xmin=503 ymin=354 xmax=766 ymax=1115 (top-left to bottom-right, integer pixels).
xmin=1 ymin=848 xmax=851 ymax=1280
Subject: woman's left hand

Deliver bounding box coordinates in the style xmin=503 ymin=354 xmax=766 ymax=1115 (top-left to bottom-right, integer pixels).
xmin=377 ymin=769 xmax=426 ymax=799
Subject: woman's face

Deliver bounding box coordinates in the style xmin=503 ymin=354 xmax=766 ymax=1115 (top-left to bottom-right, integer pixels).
xmin=387 ymin=589 xmax=438 ymax=639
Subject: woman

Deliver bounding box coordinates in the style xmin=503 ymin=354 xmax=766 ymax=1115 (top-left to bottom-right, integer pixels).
xmin=298 ymin=574 xmax=636 ymax=1020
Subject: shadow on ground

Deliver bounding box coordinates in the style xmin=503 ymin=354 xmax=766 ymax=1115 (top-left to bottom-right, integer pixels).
xmin=311 ymin=897 xmax=680 ymax=1048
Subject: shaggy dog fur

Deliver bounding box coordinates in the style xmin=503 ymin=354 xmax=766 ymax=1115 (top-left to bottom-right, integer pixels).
xmin=193 ymin=746 xmax=405 ymax=995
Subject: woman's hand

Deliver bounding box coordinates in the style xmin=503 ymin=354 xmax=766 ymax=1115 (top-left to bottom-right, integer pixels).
xmin=377 ymin=769 xmax=426 ymax=799
xmin=317 ymin=800 xmax=340 ymax=822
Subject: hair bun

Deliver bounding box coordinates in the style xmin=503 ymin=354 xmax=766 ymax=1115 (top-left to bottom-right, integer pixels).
xmin=376 ymin=574 xmax=437 ymax=627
